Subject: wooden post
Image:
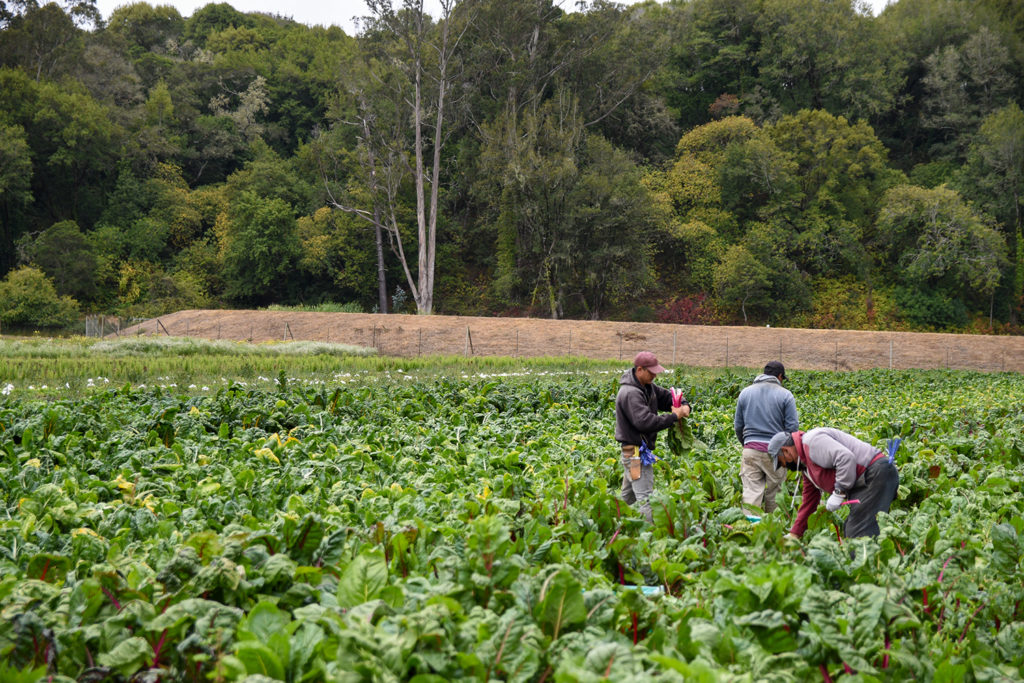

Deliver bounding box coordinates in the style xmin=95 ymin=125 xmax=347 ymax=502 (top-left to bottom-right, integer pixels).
xmin=465 ymin=326 xmax=471 ymax=356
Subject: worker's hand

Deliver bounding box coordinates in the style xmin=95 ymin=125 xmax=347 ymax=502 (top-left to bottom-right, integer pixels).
xmin=825 ymin=491 xmax=846 ymax=512
xmin=671 ymin=403 xmax=690 ymax=419
xmin=783 ymin=532 xmax=801 ymax=545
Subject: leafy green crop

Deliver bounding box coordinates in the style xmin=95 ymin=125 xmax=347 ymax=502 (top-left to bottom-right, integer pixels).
xmin=0 ymin=367 xmax=1022 ymax=681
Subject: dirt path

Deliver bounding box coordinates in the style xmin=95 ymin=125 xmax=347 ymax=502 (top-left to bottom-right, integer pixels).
xmin=119 ymin=309 xmax=1024 ymax=373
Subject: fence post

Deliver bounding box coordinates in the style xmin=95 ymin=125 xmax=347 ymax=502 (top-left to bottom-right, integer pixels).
xmin=465 ymin=326 xmax=471 ymax=356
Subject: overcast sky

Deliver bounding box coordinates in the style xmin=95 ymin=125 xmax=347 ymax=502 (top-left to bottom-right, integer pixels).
xmin=94 ymin=0 xmax=895 ymax=36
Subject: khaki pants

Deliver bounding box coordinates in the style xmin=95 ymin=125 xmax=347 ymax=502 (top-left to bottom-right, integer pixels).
xmin=620 ymin=445 xmax=653 ymax=523
xmin=740 ymin=448 xmax=786 ymax=515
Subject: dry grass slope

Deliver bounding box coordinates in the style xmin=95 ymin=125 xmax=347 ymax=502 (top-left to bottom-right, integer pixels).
xmin=117 ymin=310 xmax=1024 ymax=373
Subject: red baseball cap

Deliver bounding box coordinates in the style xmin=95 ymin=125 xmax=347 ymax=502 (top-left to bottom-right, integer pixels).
xmin=633 ymin=351 xmax=666 ymax=374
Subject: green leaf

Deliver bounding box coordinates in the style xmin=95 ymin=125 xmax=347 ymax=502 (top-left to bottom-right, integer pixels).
xmin=534 ymin=569 xmax=586 ymax=639
xmin=97 ymin=636 xmax=151 ymax=675
xmin=234 ymin=640 xmax=285 ymax=680
xmin=337 ymin=549 xmax=388 ymax=608
xmin=991 ymin=524 xmax=1021 ymax=573
xmin=241 ymin=601 xmax=290 ymax=642
xmin=26 ymin=553 xmax=71 ymax=583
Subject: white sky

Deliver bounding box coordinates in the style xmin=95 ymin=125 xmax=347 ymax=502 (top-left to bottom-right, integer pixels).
xmin=94 ymin=0 xmax=895 ymax=36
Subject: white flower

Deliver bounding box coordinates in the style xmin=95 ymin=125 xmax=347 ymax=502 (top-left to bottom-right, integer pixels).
xmin=1 ymin=383 xmax=13 ymax=395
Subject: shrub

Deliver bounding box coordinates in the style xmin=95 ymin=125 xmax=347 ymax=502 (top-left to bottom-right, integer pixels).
xmin=793 ymin=277 xmax=901 ymax=330
xmin=263 ymin=302 xmax=364 ymax=313
xmin=893 ymin=286 xmax=968 ymax=330
xmin=0 ymin=267 xmax=80 ymax=328
xmin=655 ymin=293 xmax=721 ymax=324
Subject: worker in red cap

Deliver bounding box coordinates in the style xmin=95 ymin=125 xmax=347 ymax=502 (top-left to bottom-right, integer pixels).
xmin=614 ymin=351 xmax=691 ymax=522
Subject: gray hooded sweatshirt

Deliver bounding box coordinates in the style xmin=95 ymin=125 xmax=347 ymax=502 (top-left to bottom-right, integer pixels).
xmin=734 ymin=374 xmax=799 ymax=446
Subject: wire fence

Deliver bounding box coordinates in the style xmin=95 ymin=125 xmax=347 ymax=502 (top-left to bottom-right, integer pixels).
xmin=116 ymin=311 xmax=1024 ymax=374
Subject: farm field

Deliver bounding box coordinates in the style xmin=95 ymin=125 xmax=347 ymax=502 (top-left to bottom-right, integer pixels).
xmin=1 ymin=341 xmax=1023 ymax=681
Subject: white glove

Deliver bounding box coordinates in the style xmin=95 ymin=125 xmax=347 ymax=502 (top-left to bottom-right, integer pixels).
xmin=825 ymin=492 xmax=846 ymax=512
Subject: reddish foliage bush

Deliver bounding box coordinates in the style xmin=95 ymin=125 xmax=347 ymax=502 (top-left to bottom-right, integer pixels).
xmin=655 ymin=294 xmax=722 ymax=325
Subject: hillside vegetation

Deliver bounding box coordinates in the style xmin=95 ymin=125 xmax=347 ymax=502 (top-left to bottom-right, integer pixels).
xmin=1 ymin=0 xmax=1022 ymax=331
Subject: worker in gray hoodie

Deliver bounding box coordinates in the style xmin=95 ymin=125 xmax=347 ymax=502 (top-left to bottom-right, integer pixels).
xmin=615 ymin=351 xmax=691 ymax=522
xmin=734 ymin=361 xmax=799 ymax=520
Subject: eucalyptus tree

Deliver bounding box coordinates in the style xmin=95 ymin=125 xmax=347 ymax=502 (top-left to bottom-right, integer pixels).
xmin=333 ymin=0 xmax=477 ymax=315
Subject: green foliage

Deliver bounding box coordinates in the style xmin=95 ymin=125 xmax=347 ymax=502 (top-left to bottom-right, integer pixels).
xmin=264 ymin=302 xmax=364 ymax=313
xmin=0 ymin=0 xmax=1022 ymax=329
xmin=19 ymin=220 xmax=99 ymax=301
xmin=0 ymin=362 xmax=1022 ymax=680
xmin=0 ymin=266 xmax=79 ymax=328
xmin=893 ymin=286 xmax=969 ymax=330
xmin=793 ymin=277 xmax=901 ymax=331
xmin=221 ymin=191 xmax=300 ymax=303
xmin=875 ymin=184 xmax=1007 ymax=302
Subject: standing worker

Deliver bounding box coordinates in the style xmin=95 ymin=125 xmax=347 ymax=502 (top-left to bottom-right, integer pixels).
xmin=768 ymin=428 xmax=900 ymax=539
xmin=615 ymin=351 xmax=691 ymax=522
xmin=734 ymin=361 xmax=799 ymax=521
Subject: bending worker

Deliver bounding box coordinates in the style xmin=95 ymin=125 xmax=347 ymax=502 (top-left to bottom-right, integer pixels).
xmin=767 ymin=427 xmax=899 ymax=539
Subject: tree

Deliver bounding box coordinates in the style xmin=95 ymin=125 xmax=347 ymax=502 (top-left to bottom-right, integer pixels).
xmin=219 ymin=190 xmax=300 ymax=303
xmin=875 ymin=184 xmax=1007 ymax=324
xmin=18 ymin=219 xmax=98 ymax=301
xmin=480 ymin=95 xmax=658 ymax=319
xmin=0 ymin=265 xmax=79 ymax=328
xmin=920 ymin=26 xmax=1016 ymax=160
xmin=766 ymin=109 xmax=904 ymax=276
xmin=957 ymin=103 xmax=1024 ymax=318
xmin=0 ymin=1 xmax=94 ymax=81
xmin=106 ymin=2 xmax=185 ymax=53
xmin=322 ymin=0 xmax=475 ymax=315
xmin=713 ymin=244 xmax=772 ymax=325
xmin=0 ymin=121 xmax=33 ymax=274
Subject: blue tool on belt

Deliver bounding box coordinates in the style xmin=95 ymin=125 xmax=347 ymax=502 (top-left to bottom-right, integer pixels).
xmin=639 ymin=440 xmax=658 ymax=465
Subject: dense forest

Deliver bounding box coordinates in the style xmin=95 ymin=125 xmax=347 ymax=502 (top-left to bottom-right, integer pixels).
xmin=1 ymin=0 xmax=1022 ymax=332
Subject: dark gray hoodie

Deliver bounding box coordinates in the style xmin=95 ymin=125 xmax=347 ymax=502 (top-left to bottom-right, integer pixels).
xmin=734 ymin=373 xmax=799 ymax=446
xmin=615 ymin=368 xmax=679 ymax=448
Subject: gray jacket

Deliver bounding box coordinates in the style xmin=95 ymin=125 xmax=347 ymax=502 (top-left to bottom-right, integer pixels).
xmin=801 ymin=427 xmax=882 ymax=495
xmin=734 ymin=374 xmax=799 ymax=446
xmin=615 ymin=368 xmax=679 ymax=448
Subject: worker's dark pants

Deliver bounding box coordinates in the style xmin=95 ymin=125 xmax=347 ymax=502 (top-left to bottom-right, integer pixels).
xmin=845 ymin=459 xmax=900 ymax=538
